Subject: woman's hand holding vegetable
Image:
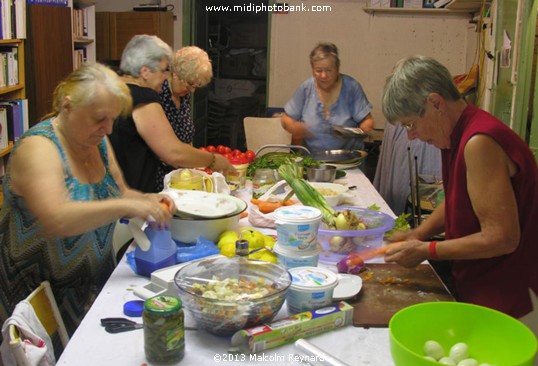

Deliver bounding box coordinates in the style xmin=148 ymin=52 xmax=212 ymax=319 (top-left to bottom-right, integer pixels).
xmin=384 ymin=240 xmax=430 ymax=268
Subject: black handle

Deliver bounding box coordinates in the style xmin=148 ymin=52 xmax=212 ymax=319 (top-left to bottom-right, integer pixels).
xmin=100 ymin=317 xmax=135 ymax=326
xmin=104 ymin=324 xmax=137 ymax=334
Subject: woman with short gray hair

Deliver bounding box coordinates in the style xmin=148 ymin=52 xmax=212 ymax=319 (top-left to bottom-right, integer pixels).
xmin=110 ymin=35 xmax=234 ymax=193
xmin=381 ymin=55 xmax=538 ymax=337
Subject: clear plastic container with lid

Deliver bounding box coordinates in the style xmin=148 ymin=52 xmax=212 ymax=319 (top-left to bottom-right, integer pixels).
xmin=143 ymin=295 xmax=185 ymax=363
xmin=252 ymin=168 xmax=277 ymax=199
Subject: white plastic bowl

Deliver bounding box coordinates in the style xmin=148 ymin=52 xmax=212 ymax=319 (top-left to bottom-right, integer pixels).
xmin=308 ymin=182 xmax=350 ymax=207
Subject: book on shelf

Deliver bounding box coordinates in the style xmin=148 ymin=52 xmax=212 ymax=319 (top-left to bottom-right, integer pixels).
xmin=0 ymin=46 xmax=19 ymax=87
xmin=0 ymin=99 xmax=28 ymax=143
xmin=0 ymin=108 xmax=8 ymax=149
xmin=26 ymin=0 xmax=68 ymax=6
xmin=0 ymin=0 xmax=26 ymax=39
xmin=434 ymin=0 xmax=452 ymax=8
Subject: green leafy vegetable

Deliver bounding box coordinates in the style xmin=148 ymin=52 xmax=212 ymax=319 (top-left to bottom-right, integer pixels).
xmin=367 ymin=204 xmax=380 ymax=211
xmin=247 ymin=152 xmax=319 ymax=178
xmin=385 ymin=213 xmax=411 ymax=238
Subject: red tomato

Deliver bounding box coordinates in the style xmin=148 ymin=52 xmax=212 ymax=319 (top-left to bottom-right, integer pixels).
xmin=198 ymin=147 xmax=208 ymax=151
xmin=232 ymin=149 xmax=242 ymax=156
xmin=206 ymin=145 xmax=216 ymax=153
xmin=223 ymin=146 xmax=232 ymax=154
xmin=224 ymin=153 xmax=233 ymax=160
xmin=245 ymin=150 xmax=256 ymax=162
xmin=216 ymin=145 xmax=226 ymax=154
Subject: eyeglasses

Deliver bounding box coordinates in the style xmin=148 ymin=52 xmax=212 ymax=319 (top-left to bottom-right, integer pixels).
xmin=402 ymin=122 xmax=415 ymax=131
xmin=183 ymin=79 xmax=201 ymax=90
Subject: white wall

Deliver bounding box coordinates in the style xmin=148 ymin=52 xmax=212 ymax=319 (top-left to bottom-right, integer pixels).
xmin=269 ymin=0 xmax=478 ymax=127
xmin=93 ymin=0 xmax=183 ymax=49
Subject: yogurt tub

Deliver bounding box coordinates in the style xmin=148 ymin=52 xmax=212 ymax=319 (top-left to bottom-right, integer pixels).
xmin=287 ymin=267 xmax=338 ymax=314
xmin=273 ymin=206 xmax=322 ymax=252
xmin=273 ymin=242 xmax=320 ymax=269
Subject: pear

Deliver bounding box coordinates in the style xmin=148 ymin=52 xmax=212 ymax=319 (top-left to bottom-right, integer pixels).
xmin=241 ymin=229 xmax=265 ymax=249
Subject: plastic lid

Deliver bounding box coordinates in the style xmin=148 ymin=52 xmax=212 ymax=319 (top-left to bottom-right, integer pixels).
xmin=288 ymin=267 xmax=338 ymax=290
xmin=123 ymin=300 xmax=144 ymax=317
xmin=273 ymin=206 xmax=322 ymax=222
xmin=144 ymin=295 xmax=182 ymax=314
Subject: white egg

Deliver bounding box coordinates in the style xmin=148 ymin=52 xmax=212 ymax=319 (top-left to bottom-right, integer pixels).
xmin=423 ymin=340 xmax=445 ymax=360
xmin=439 ymin=357 xmax=457 ymax=365
xmin=449 ymin=342 xmax=469 ymax=363
xmin=457 ymin=359 xmax=478 ymax=366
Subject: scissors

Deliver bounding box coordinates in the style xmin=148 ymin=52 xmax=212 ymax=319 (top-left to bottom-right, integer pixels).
xmin=100 ymin=317 xmax=144 ymax=334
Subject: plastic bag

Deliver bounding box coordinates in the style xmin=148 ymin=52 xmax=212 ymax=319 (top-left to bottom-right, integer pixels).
xmin=248 ymin=180 xmax=291 ymax=229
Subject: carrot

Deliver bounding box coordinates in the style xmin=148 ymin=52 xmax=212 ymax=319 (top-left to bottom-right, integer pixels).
xmin=257 ymin=201 xmax=284 ymax=214
xmin=347 ymin=241 xmax=405 ymax=266
xmin=240 ymin=212 xmax=248 ymax=219
xmin=283 ymin=200 xmax=295 ymax=206
xmin=250 ymin=199 xmax=262 ymax=205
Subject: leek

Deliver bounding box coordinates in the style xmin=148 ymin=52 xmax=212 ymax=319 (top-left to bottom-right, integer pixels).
xmin=277 ymin=164 xmax=360 ymax=230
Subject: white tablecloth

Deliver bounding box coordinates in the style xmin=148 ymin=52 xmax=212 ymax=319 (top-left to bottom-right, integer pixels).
xmin=57 ymin=170 xmax=396 ymax=366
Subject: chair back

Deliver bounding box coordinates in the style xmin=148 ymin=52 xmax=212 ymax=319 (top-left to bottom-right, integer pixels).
xmin=243 ymin=117 xmax=292 ymax=154
xmin=26 ymin=281 xmax=69 ymax=349
xmin=4 ymin=281 xmax=69 ymax=365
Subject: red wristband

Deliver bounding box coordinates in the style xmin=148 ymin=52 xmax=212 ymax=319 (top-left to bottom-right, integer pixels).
xmin=429 ymin=241 xmax=439 ymax=261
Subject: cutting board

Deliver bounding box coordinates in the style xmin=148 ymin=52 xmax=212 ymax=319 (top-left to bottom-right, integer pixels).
xmin=348 ymin=263 xmax=454 ymax=328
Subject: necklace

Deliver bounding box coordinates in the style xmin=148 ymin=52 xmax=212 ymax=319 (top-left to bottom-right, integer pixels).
xmin=316 ymin=76 xmax=342 ymax=120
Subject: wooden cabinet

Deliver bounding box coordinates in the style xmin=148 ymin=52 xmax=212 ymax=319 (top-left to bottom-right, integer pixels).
xmin=25 ymin=4 xmax=73 ymax=126
xmin=96 ymin=11 xmax=174 ymax=62
xmin=72 ymin=0 xmax=96 ymax=68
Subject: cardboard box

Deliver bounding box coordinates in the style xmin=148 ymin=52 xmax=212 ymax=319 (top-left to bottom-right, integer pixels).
xmin=229 ymin=23 xmax=267 ymax=48
xmin=230 ymin=302 xmax=353 ymax=353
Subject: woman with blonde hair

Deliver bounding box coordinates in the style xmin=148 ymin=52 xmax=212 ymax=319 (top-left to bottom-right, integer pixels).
xmin=0 ymin=62 xmax=174 ymax=337
xmin=157 ymin=46 xmax=213 ymax=190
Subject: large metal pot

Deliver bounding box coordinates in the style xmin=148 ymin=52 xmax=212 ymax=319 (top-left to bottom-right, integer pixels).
xmin=169 ymin=195 xmax=247 ymax=244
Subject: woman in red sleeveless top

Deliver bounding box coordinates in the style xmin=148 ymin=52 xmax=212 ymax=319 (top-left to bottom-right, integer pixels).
xmin=381 ymin=56 xmax=538 ymax=334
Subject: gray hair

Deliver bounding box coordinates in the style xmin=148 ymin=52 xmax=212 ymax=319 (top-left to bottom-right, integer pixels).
xmin=309 ymin=42 xmax=340 ymax=69
xmin=119 ymin=35 xmax=173 ymax=77
xmin=172 ymin=46 xmax=213 ymax=87
xmin=382 ymin=55 xmax=462 ymax=124
xmin=45 ymin=62 xmax=132 ymax=120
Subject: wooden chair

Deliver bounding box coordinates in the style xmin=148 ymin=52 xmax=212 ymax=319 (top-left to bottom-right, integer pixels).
xmin=7 ymin=281 xmax=69 ymax=365
xmin=243 ymin=117 xmax=292 ymax=154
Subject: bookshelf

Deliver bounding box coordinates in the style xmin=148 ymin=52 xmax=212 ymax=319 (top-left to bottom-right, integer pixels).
xmin=72 ymin=0 xmax=96 ymax=68
xmin=0 ymin=39 xmax=25 ymax=206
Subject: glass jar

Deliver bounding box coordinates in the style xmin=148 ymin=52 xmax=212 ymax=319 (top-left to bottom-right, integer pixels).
xmin=143 ymin=295 xmax=185 ymax=363
xmin=252 ymin=168 xmax=277 ymax=199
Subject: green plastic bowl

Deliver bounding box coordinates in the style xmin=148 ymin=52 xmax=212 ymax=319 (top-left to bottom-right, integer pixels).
xmin=389 ymin=302 xmax=537 ymax=366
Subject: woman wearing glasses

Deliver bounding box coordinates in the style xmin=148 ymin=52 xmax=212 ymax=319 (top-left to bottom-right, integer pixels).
xmin=280 ymin=42 xmax=375 ymax=152
xmin=156 ymin=46 xmax=213 ymax=191
xmin=110 ymin=35 xmax=234 ymax=193
xmin=382 ymin=55 xmax=538 ymax=336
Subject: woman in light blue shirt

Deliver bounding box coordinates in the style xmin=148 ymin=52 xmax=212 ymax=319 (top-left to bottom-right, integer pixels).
xmin=281 ymin=43 xmax=374 ymax=152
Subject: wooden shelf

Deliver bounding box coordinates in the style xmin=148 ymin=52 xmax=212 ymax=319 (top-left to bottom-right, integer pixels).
xmin=0 ymin=84 xmax=24 ymax=96
xmin=0 ymin=141 xmax=14 ymax=158
xmin=363 ymin=7 xmax=479 ymax=14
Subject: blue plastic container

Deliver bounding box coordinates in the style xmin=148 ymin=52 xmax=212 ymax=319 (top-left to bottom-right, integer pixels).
xmin=134 ymin=226 xmax=176 ymax=277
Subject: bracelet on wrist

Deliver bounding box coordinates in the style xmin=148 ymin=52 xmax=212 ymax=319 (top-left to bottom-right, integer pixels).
xmin=207 ymin=152 xmax=216 ymax=170
xmin=429 ymin=241 xmax=439 ymax=261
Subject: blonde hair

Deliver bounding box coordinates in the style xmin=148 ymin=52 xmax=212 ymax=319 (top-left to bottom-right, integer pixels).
xmin=172 ymin=46 xmax=213 ymax=87
xmin=44 ymin=63 xmax=132 ymax=120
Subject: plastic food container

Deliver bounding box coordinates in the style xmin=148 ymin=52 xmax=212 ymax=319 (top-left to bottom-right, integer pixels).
xmin=273 ymin=242 xmax=320 ymax=269
xmin=287 ymin=267 xmax=339 ymax=314
xmin=318 ymin=207 xmax=395 ymax=264
xmin=273 ymin=206 xmax=322 ymax=252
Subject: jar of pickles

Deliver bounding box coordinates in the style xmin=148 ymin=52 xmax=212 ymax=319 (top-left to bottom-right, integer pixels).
xmin=143 ymin=295 xmax=185 ymax=363
xmin=252 ymin=168 xmax=277 ymax=199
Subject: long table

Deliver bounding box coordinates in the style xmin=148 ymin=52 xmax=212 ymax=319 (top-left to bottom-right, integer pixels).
xmin=57 ymin=169 xmax=397 ymax=366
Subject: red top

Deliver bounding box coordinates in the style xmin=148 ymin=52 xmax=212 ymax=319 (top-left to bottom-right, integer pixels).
xmin=442 ymin=104 xmax=538 ymax=318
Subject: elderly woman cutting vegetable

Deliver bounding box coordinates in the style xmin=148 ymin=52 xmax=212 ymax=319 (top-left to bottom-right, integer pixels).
xmin=380 ymin=56 xmax=538 ymax=338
